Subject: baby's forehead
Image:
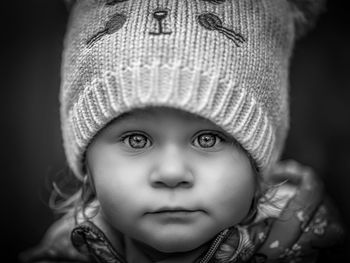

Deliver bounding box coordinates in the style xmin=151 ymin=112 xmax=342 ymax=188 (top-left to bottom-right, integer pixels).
xmin=115 ymin=107 xmax=208 ymax=122
xmin=110 ymin=107 xmax=222 ymax=130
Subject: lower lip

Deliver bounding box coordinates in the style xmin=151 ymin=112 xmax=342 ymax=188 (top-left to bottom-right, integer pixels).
xmin=148 ymin=211 xmax=203 ymax=221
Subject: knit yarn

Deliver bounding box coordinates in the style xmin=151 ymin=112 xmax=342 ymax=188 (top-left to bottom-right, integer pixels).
xmin=60 ymin=0 xmax=322 ymax=179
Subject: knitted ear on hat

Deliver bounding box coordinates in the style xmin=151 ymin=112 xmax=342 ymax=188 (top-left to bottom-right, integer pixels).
xmin=288 ymin=0 xmax=326 ymax=38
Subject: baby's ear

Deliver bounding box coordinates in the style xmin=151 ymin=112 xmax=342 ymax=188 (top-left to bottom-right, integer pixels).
xmin=288 ymin=0 xmax=326 ymax=38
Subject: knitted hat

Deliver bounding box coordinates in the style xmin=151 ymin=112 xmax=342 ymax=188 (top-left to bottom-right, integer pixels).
xmin=61 ymin=0 xmax=325 ymax=180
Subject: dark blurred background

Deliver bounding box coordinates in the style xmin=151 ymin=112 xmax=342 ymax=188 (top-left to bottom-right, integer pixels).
xmin=3 ymin=0 xmax=349 ymax=262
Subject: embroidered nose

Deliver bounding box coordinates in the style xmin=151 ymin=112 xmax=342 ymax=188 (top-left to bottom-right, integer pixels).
xmin=153 ymin=10 xmax=168 ymax=20
xmin=197 ymin=13 xmax=246 ymax=47
xmin=149 ymin=9 xmax=172 ymax=36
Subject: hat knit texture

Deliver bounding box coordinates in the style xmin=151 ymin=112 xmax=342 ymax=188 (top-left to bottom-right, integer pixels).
xmin=60 ymin=0 xmax=323 ymax=179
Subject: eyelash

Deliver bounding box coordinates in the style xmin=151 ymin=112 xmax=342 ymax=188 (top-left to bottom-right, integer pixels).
xmin=119 ymin=132 xmax=152 ymax=149
xmin=192 ymin=131 xmax=225 ymax=149
xmin=119 ymin=131 xmax=226 ymax=150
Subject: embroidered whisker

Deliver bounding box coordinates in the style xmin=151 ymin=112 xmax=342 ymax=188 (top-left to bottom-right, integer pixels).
xmin=86 ymin=13 xmax=127 ymax=47
xmin=218 ymin=27 xmax=246 ymax=47
xmin=87 ymin=30 xmax=108 ymax=47
xmin=197 ymin=13 xmax=246 ymax=47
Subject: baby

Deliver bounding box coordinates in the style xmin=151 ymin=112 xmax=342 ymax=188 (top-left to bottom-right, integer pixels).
xmin=21 ymin=0 xmax=344 ymax=262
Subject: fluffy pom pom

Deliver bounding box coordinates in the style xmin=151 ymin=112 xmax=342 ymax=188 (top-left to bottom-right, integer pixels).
xmin=288 ymin=0 xmax=326 ymax=38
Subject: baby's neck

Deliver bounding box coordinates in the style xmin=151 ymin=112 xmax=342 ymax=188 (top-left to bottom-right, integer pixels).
xmin=124 ymin=237 xmax=210 ymax=263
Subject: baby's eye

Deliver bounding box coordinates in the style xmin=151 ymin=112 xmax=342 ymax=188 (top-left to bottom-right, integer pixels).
xmin=121 ymin=133 xmax=152 ymax=149
xmin=192 ymin=132 xmax=223 ymax=149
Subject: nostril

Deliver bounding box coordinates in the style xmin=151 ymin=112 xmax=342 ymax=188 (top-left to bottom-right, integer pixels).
xmin=179 ymin=181 xmax=193 ymax=189
xmin=152 ymin=180 xmax=193 ymax=189
xmin=150 ymin=169 xmax=194 ymax=189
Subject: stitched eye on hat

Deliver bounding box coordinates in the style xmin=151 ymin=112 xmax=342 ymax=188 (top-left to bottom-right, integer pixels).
xmin=201 ymin=0 xmax=226 ymax=4
xmin=197 ymin=13 xmax=246 ymax=47
xmin=87 ymin=12 xmax=127 ymax=46
xmin=106 ymin=0 xmax=129 ymax=6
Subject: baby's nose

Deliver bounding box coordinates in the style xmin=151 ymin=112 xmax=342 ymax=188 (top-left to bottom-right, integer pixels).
xmin=150 ymin=145 xmax=194 ymax=189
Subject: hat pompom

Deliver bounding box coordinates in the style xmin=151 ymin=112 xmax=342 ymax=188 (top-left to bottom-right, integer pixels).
xmin=288 ymin=0 xmax=326 ymax=38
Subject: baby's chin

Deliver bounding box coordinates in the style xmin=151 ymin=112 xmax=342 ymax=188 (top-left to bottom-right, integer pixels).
xmin=126 ymin=219 xmax=229 ymax=254
xmin=135 ymin=231 xmax=213 ymax=253
xmin=150 ymin=239 xmax=203 ymax=253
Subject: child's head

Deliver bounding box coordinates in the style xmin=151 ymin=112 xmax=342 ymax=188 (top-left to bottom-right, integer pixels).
xmin=58 ymin=0 xmax=324 ymax=254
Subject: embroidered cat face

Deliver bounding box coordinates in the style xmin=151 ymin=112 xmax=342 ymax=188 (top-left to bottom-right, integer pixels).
xmin=87 ymin=0 xmax=246 ymax=47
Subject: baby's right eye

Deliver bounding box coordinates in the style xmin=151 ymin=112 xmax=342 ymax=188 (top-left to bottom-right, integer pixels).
xmin=121 ymin=133 xmax=152 ymax=149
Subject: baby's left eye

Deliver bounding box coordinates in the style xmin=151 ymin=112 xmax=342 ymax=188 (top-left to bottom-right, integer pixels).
xmin=192 ymin=133 xmax=223 ymax=148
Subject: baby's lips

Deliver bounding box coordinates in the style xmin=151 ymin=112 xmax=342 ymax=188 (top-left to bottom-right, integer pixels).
xmin=148 ymin=206 xmax=205 ymax=214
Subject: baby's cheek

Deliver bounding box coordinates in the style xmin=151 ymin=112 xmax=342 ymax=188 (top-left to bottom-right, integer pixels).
xmin=208 ymin=175 xmax=255 ymax=225
xmin=97 ymin=190 xmax=139 ymax=232
xmin=98 ymin=190 xmax=124 ymax=216
xmin=216 ymin=191 xmax=252 ymax=223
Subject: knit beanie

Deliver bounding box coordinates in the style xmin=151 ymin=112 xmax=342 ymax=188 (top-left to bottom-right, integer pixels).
xmin=60 ymin=0 xmax=325 ymax=180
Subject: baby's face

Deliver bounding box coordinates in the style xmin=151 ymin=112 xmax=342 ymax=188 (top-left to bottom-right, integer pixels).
xmin=86 ymin=107 xmax=255 ymax=253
